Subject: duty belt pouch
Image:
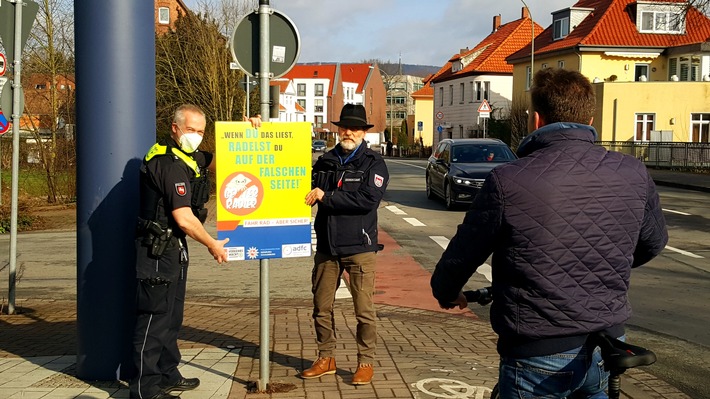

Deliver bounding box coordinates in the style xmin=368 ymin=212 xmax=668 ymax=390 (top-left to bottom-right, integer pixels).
xmin=137 ymin=278 xmax=170 ymax=314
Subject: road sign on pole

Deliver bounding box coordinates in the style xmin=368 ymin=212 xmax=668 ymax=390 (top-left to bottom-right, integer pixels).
xmin=477 ymin=99 xmax=491 ymax=118
xmin=0 ymin=0 xmax=40 ymax=63
xmin=0 ymin=110 xmax=9 ymax=134
xmin=0 ymin=52 xmax=6 ymax=76
xmin=230 ymin=8 xmax=300 ymax=78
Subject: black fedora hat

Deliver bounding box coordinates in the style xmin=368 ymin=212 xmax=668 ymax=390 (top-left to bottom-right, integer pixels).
xmin=332 ymin=103 xmax=374 ymax=130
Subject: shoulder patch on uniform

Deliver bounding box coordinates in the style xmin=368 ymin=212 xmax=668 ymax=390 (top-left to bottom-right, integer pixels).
xmin=374 ymin=174 xmax=384 ymax=188
xmin=175 ymin=182 xmax=187 ymax=196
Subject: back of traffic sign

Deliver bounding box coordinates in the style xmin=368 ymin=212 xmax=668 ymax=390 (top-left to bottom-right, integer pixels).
xmin=0 ymin=0 xmax=40 ymax=63
xmin=230 ymin=9 xmax=300 ymax=78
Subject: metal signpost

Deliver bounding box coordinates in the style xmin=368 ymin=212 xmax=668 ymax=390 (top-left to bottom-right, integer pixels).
xmin=0 ymin=0 xmax=39 ymax=314
xmin=230 ymin=0 xmax=300 ymax=390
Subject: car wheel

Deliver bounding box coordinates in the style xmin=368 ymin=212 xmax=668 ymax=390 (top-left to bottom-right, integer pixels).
xmin=445 ymin=183 xmax=456 ymax=210
xmin=426 ymin=175 xmax=436 ymax=200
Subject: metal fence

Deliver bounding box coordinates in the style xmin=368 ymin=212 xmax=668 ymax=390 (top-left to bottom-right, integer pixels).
xmin=597 ymin=141 xmax=710 ymax=170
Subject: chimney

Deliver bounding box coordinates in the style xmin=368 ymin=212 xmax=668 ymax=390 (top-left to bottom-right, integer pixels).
xmin=460 ymin=47 xmax=469 ymax=54
xmin=493 ymin=15 xmax=502 ymax=32
xmin=522 ymin=6 xmax=529 ymax=19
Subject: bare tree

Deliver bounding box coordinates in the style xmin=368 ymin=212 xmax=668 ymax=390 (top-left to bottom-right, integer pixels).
xmin=155 ymin=1 xmax=256 ymax=153
xmin=21 ymin=0 xmax=76 ymax=203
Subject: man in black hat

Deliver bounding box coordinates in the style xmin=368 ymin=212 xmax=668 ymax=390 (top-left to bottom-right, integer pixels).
xmin=301 ymin=103 xmax=389 ymax=385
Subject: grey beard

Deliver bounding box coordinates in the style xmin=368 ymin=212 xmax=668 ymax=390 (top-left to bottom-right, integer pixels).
xmin=340 ymin=139 xmax=362 ymax=152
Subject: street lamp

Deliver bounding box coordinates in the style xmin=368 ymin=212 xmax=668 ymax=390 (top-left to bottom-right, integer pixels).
xmin=379 ymin=68 xmax=396 ymax=147
xmin=521 ymin=0 xmax=534 ymax=86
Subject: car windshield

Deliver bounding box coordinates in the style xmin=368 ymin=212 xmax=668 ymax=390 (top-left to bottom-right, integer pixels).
xmin=313 ymin=140 xmax=325 ymax=146
xmin=451 ymin=144 xmax=515 ymax=163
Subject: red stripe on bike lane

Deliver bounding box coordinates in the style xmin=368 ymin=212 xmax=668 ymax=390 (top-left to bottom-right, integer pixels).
xmin=372 ymin=228 xmax=477 ymax=319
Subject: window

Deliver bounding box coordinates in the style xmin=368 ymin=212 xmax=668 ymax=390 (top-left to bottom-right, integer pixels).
xmin=158 ymin=7 xmax=170 ymax=25
xmin=460 ymin=83 xmax=465 ymax=103
xmin=314 ymin=115 xmax=323 ymax=128
xmin=668 ymin=56 xmax=701 ymax=81
xmin=387 ymin=96 xmax=406 ymax=105
xmin=413 ymin=82 xmax=423 ymax=91
xmin=483 ymin=82 xmax=490 ymax=101
xmin=439 ymin=87 xmax=444 ymax=106
xmin=558 ymin=60 xmax=565 ymax=69
xmin=314 ymin=99 xmax=324 ymax=112
xmin=449 ymin=85 xmax=454 ymax=105
xmin=475 ymin=81 xmax=482 ymax=101
xmin=541 ymin=63 xmax=548 ymax=69
xmin=388 ymin=111 xmax=407 ymax=119
xmin=635 ymin=114 xmax=655 ymax=141
xmin=297 ymin=84 xmax=306 ymax=96
xmin=470 ymin=81 xmax=475 ymax=102
xmin=526 ymin=66 xmax=532 ymax=90
xmin=297 ymin=99 xmax=306 ymax=109
xmin=668 ymin=58 xmax=677 ymax=79
xmin=639 ymin=10 xmax=682 ymax=34
xmin=635 ymin=64 xmax=649 ymax=81
xmin=553 ymin=17 xmax=570 ymax=40
xmin=315 ymin=83 xmax=324 ymax=96
xmin=35 ymin=84 xmax=47 ymax=89
xmin=691 ymin=113 xmax=710 ymax=142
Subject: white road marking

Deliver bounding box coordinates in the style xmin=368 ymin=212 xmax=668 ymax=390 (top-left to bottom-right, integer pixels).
xmin=663 ymin=208 xmax=691 ymax=216
xmin=387 ymin=159 xmax=427 ymax=169
xmin=665 ymin=245 xmax=704 ymax=259
xmin=430 ymin=236 xmax=492 ymax=282
xmin=404 ymin=218 xmax=426 ymax=227
xmin=386 ymin=205 xmax=407 ymax=215
xmin=430 ymin=236 xmax=450 ymax=249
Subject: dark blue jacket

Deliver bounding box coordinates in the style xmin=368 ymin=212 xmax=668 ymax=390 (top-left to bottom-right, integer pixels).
xmin=312 ymin=143 xmax=389 ymax=256
xmin=431 ymin=123 xmax=668 ymax=357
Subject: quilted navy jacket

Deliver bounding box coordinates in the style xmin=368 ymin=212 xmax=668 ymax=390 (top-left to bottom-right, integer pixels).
xmin=431 ymin=123 xmax=668 ymax=357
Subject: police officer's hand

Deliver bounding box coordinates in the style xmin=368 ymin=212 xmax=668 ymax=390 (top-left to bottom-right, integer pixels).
xmin=209 ymin=237 xmax=230 ymax=264
xmin=305 ymin=188 xmax=325 ymax=206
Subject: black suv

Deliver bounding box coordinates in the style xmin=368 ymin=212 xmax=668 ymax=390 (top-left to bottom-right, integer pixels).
xmin=426 ymin=138 xmax=516 ymax=209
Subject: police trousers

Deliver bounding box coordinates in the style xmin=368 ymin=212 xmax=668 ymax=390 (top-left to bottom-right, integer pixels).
xmin=311 ymin=251 xmax=377 ymax=363
xmin=130 ymin=237 xmax=188 ymax=399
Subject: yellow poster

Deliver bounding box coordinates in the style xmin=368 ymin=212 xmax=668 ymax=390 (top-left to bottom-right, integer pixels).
xmin=215 ymin=121 xmax=312 ymax=260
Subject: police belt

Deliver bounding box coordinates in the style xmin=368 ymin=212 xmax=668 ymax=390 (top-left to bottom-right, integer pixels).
xmin=137 ymin=217 xmax=178 ymax=257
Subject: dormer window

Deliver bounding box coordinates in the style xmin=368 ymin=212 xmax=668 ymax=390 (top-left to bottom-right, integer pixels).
xmin=639 ymin=10 xmax=682 ymax=33
xmin=553 ymin=17 xmax=570 ymax=40
xmin=452 ymin=60 xmax=463 ymax=73
xmin=636 ymin=1 xmax=684 ymax=34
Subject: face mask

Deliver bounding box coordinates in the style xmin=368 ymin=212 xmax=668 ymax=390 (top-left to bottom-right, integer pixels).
xmin=178 ymin=131 xmax=203 ymax=153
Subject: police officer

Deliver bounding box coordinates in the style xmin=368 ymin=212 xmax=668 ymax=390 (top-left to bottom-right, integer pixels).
xmin=130 ymin=104 xmax=230 ymax=399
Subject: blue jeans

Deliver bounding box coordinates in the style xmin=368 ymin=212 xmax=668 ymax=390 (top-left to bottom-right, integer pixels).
xmin=497 ymin=337 xmax=622 ymax=399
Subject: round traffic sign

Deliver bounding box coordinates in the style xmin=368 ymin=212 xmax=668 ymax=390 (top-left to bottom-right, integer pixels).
xmin=0 ymin=53 xmax=6 ymax=76
xmin=0 ymin=111 xmax=10 ymax=135
xmin=436 ymin=111 xmax=444 ymax=120
xmin=230 ymin=9 xmax=300 ymax=78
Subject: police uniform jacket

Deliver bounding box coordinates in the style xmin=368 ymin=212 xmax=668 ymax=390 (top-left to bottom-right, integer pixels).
xmin=139 ymin=139 xmax=213 ymax=238
xmin=312 ymin=143 xmax=389 ymax=256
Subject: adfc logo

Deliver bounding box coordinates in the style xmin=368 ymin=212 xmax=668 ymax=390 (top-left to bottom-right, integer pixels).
xmin=220 ymin=171 xmax=264 ymax=216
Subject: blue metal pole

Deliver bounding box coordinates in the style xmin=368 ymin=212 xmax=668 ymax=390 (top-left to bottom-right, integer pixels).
xmin=75 ymin=0 xmax=155 ymax=380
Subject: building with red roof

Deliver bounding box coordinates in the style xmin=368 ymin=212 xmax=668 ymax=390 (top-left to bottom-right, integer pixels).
xmin=507 ymin=0 xmax=710 ymax=143
xmin=430 ymin=8 xmax=542 ymax=144
xmin=282 ymin=63 xmax=386 ymax=141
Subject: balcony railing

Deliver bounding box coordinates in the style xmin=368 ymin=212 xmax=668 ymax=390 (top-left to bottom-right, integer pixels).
xmin=597 ymin=141 xmax=710 ymax=170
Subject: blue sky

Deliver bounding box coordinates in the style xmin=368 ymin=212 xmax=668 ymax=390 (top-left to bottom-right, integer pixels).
xmin=185 ymin=0 xmax=573 ymax=66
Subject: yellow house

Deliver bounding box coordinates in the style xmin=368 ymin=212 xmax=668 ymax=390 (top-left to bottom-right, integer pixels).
xmin=507 ymin=0 xmax=710 ymax=143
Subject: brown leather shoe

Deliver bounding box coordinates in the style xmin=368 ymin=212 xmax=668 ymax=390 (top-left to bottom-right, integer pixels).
xmin=352 ymin=363 xmax=374 ymax=385
xmin=300 ymin=357 xmax=336 ymax=379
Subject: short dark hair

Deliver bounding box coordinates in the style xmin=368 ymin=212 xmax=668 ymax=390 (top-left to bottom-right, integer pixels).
xmin=530 ymin=68 xmax=595 ymax=125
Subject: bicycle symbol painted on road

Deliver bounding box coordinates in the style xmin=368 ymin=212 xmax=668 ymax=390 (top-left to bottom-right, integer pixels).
xmin=414 ymin=378 xmax=493 ymax=398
